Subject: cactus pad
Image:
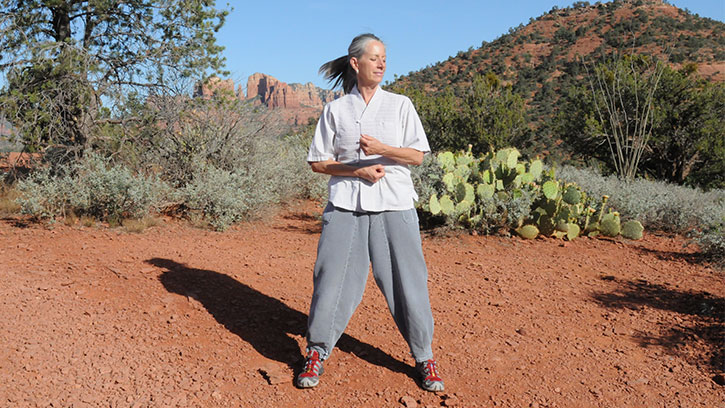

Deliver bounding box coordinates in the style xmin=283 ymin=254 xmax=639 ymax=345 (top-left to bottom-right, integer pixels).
xmin=562 ymin=186 xmax=581 ymax=205
xmin=621 ymin=220 xmax=644 ymax=240
xmin=516 ymin=224 xmax=539 ymax=239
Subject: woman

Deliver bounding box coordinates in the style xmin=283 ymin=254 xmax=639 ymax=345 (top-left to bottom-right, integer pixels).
xmin=298 ymin=33 xmax=444 ymax=392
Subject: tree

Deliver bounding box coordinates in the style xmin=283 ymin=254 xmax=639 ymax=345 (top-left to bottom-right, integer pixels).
xmin=0 ymin=0 xmax=228 ymax=161
xmin=645 ymin=64 xmax=724 ymax=188
xmin=582 ymin=54 xmax=665 ymax=180
xmin=557 ymin=60 xmax=723 ymax=189
xmin=459 ymin=72 xmax=528 ymax=155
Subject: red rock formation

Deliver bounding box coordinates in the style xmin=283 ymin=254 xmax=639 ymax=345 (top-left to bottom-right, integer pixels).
xmin=245 ymin=73 xmax=342 ymax=125
xmin=194 ymin=76 xmax=235 ymax=99
xmin=193 ymin=73 xmax=341 ymax=125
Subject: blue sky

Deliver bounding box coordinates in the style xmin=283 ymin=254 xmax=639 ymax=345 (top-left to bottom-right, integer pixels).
xmin=216 ymin=0 xmax=724 ymax=92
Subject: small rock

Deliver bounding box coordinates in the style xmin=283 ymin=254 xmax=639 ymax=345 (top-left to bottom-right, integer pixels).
xmin=530 ymin=403 xmax=540 ymax=408
xmin=211 ymin=391 xmax=222 ymax=400
xmin=713 ymin=373 xmax=725 ymax=386
xmin=441 ymin=394 xmax=459 ymax=407
xmin=399 ymin=395 xmax=417 ymax=407
xmin=516 ymin=328 xmax=528 ymax=336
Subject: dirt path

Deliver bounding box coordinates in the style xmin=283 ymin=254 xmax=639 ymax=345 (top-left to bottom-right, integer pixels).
xmin=1 ymin=200 xmax=722 ymax=407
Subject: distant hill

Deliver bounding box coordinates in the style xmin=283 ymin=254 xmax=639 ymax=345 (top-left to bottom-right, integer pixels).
xmin=390 ymin=0 xmax=724 ymax=121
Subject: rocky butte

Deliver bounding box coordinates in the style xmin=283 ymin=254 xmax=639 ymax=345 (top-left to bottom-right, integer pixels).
xmin=195 ymin=73 xmax=342 ymax=125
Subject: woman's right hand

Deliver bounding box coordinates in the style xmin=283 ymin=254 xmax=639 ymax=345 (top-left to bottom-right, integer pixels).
xmin=354 ymin=164 xmax=385 ymax=183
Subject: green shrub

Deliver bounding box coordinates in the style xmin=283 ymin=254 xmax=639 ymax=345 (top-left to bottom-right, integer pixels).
xmin=556 ymin=165 xmax=725 ymax=232
xmin=557 ymin=165 xmax=725 ymax=261
xmin=176 ymin=165 xmax=274 ymax=231
xmin=17 ymin=153 xmax=167 ymax=221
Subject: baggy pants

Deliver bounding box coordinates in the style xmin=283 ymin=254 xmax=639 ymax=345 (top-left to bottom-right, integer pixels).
xmin=306 ymin=203 xmax=435 ymax=363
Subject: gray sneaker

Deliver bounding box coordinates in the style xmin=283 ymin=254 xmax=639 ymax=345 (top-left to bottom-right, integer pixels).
xmin=297 ymin=350 xmax=324 ymax=388
xmin=416 ymin=359 xmax=444 ymax=392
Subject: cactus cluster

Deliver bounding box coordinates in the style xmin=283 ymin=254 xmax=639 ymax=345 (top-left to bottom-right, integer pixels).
xmin=427 ymin=147 xmax=543 ymax=230
xmin=420 ymin=147 xmax=645 ymax=241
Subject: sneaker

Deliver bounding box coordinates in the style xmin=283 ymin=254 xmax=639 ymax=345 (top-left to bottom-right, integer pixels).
xmin=297 ymin=350 xmax=324 ymax=388
xmin=416 ymin=359 xmax=444 ymax=392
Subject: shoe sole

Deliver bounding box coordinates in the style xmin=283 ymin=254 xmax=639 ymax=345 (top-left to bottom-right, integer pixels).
xmin=297 ymin=377 xmax=319 ymax=388
xmin=422 ymin=381 xmax=444 ymax=392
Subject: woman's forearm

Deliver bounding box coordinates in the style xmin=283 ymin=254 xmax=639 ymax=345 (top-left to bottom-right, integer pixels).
xmin=359 ymin=134 xmax=424 ymax=165
xmin=377 ymin=146 xmax=424 ymax=166
xmin=309 ymin=160 xmax=385 ymax=183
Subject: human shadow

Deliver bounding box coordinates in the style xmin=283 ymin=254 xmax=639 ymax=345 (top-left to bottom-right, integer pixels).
xmin=150 ymin=258 xmax=413 ymax=378
xmin=592 ymin=277 xmax=724 ymax=372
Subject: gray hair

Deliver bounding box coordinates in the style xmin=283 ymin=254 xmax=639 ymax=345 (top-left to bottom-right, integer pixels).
xmin=319 ymin=33 xmax=383 ymax=94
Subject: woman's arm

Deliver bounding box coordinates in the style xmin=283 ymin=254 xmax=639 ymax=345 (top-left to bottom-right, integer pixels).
xmin=309 ymin=159 xmax=386 ymax=183
xmin=359 ymin=134 xmax=424 ymax=165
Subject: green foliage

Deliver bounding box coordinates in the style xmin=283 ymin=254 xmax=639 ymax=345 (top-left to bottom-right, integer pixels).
xmin=599 ymin=212 xmax=621 ymax=237
xmin=416 ymin=148 xmax=655 ymax=241
xmin=516 ymin=224 xmax=539 ymax=239
xmin=389 ymin=72 xmax=529 ymax=155
xmin=0 ymin=0 xmax=229 ymax=160
xmin=176 ymin=165 xmax=269 ymax=231
xmin=621 ymin=220 xmax=644 ymax=240
xmin=557 ymin=164 xmax=725 ymax=259
xmin=645 ymin=66 xmax=725 ymax=188
xmin=557 ymin=165 xmax=725 ymax=233
xmin=16 ymin=153 xmax=167 ymax=221
xmin=558 ymin=60 xmax=723 ymax=189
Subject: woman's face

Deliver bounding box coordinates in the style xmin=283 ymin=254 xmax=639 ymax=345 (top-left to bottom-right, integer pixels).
xmin=351 ymin=40 xmax=386 ymax=87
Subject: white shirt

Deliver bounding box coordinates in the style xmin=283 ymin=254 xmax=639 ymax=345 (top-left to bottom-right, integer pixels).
xmin=307 ymin=85 xmax=430 ymax=212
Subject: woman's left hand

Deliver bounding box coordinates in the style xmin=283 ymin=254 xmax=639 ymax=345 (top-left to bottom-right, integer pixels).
xmin=359 ymin=134 xmax=388 ymax=156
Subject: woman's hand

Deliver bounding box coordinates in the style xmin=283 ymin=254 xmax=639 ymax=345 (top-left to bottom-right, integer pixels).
xmin=309 ymin=160 xmax=385 ymax=183
xmin=354 ymin=164 xmax=385 ymax=183
xmin=359 ymin=134 xmax=424 ymax=165
xmin=359 ymin=134 xmax=387 ymax=156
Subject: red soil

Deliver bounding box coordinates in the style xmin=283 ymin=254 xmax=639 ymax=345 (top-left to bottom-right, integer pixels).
xmin=1 ymin=200 xmax=722 ymax=407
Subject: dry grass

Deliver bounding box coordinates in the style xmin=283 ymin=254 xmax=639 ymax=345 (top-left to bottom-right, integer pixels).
xmin=0 ymin=184 xmax=21 ymax=215
xmin=63 ymin=212 xmax=78 ymax=226
xmin=80 ymin=216 xmax=95 ymax=228
xmin=122 ymin=216 xmax=163 ymax=233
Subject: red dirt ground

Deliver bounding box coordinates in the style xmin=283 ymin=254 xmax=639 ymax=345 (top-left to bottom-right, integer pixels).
xmin=1 ymin=200 xmax=723 ymax=408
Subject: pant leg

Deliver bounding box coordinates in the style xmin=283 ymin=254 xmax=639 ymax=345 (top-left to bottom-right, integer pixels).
xmin=306 ymin=204 xmax=371 ymax=360
xmin=368 ymin=208 xmax=435 ymax=362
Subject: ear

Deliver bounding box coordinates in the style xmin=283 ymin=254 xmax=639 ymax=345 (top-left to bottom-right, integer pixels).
xmin=349 ymin=57 xmax=359 ymax=73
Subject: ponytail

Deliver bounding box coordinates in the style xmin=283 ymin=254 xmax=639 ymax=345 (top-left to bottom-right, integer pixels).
xmin=319 ymin=33 xmax=383 ymax=94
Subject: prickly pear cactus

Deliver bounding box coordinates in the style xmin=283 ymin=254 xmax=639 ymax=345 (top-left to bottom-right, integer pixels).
xmin=599 ymin=212 xmax=621 ymax=237
xmin=419 ymin=148 xmax=629 ymax=242
xmin=562 ymin=186 xmax=581 ymax=205
xmin=621 ymin=220 xmax=644 ymax=240
xmin=516 ymin=224 xmax=539 ymax=239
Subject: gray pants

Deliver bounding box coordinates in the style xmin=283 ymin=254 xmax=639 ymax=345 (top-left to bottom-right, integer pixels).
xmin=306 ymin=204 xmax=435 ymax=363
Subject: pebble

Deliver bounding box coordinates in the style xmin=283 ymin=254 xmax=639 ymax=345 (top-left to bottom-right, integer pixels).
xmin=399 ymin=395 xmax=417 ymax=407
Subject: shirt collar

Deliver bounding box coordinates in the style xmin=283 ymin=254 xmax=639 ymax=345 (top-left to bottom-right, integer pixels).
xmin=350 ymin=84 xmax=382 ymax=105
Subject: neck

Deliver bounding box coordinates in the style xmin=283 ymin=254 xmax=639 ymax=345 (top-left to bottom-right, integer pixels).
xmin=357 ymin=82 xmax=378 ymax=104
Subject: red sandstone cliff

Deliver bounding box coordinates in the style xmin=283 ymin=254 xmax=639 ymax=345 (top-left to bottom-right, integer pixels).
xmin=245 ymin=73 xmax=342 ymax=125
xmin=194 ymin=74 xmax=341 ymax=125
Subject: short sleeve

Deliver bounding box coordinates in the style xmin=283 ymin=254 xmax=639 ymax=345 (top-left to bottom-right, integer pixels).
xmin=400 ymin=97 xmax=431 ymax=154
xmin=307 ymin=104 xmax=336 ymax=162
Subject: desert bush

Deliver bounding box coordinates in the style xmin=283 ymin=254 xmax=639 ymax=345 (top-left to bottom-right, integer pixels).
xmin=556 ymin=165 xmax=725 ymax=232
xmin=16 ymin=153 xmax=167 ymax=221
xmin=557 ymin=164 xmax=725 ymax=262
xmin=176 ymin=165 xmax=272 ymax=231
